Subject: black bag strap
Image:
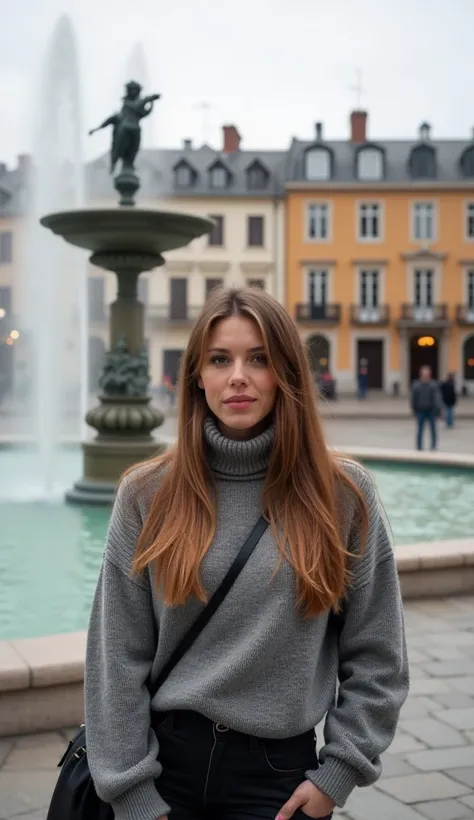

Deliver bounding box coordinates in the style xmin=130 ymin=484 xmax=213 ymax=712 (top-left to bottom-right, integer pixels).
xmin=150 ymin=515 xmax=269 ymax=699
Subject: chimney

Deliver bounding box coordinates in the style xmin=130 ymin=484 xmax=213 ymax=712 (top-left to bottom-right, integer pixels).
xmin=183 ymin=139 xmax=192 ymax=150
xmin=419 ymin=122 xmax=431 ymax=142
xmin=222 ymin=125 xmax=241 ymax=154
xmin=350 ymin=111 xmax=367 ymax=144
xmin=18 ymin=153 xmax=31 ymax=172
xmin=315 ymin=122 xmax=323 ymax=140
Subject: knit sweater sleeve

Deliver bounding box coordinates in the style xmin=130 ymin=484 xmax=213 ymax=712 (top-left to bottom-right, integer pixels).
xmin=305 ymin=463 xmax=409 ymax=808
xmin=84 ymin=476 xmax=171 ymax=820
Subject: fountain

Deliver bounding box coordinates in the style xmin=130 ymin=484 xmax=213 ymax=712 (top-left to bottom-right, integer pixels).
xmin=124 ymin=44 xmax=154 ymax=148
xmin=18 ymin=14 xmax=86 ymax=498
xmin=41 ymin=81 xmax=214 ymax=504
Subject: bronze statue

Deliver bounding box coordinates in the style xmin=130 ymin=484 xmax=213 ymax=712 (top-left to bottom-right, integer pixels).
xmin=89 ymin=81 xmax=160 ymax=174
xmin=99 ymin=335 xmax=150 ymax=398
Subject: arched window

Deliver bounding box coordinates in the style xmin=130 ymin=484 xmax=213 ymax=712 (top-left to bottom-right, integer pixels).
xmin=247 ymin=161 xmax=268 ymax=190
xmin=357 ymin=147 xmax=384 ymax=181
xmin=410 ymin=145 xmax=436 ymax=179
xmin=463 ymin=334 xmax=474 ymax=381
xmin=304 ymin=148 xmax=331 ymax=181
xmin=460 ymin=147 xmax=474 ymax=179
xmin=307 ymin=334 xmax=330 ymax=374
xmin=174 ymin=162 xmax=195 ymax=189
xmin=209 ymin=163 xmax=229 ymax=190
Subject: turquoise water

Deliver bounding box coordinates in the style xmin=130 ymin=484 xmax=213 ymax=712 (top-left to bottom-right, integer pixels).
xmin=0 ymin=448 xmax=473 ymax=640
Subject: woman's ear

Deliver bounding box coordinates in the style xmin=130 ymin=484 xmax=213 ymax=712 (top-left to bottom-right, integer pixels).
xmin=198 ymin=377 xmax=204 ymax=389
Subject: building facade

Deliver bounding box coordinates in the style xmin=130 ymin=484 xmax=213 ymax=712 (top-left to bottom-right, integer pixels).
xmin=285 ymin=113 xmax=474 ymax=395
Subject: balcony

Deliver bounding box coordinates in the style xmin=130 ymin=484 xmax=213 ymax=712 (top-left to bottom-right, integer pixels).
xmin=148 ymin=305 xmax=203 ymax=325
xmin=350 ymin=304 xmax=390 ymax=326
xmin=456 ymin=304 xmax=474 ymax=326
xmin=397 ymin=303 xmax=451 ymax=328
xmin=295 ymin=303 xmax=342 ymax=325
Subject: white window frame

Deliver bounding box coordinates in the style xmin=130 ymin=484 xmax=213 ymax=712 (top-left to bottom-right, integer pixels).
xmin=465 ymin=202 xmax=474 ymax=241
xmin=357 ymin=148 xmax=383 ymax=181
xmin=357 ymin=201 xmax=383 ymax=242
xmin=305 ymin=148 xmax=331 ymax=181
xmin=412 ymin=201 xmax=436 ymax=242
xmin=357 ymin=268 xmax=382 ymax=322
xmin=306 ymin=202 xmax=331 ymax=242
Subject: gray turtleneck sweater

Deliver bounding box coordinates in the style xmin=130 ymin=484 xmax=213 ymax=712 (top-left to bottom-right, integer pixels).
xmin=85 ymin=418 xmax=408 ymax=820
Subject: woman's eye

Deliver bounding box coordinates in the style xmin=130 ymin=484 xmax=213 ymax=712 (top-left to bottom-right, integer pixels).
xmin=211 ymin=355 xmax=228 ymax=365
xmin=252 ymin=354 xmax=268 ymax=365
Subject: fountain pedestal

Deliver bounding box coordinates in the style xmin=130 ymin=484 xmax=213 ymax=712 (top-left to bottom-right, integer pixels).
xmin=41 ymin=206 xmax=214 ymax=505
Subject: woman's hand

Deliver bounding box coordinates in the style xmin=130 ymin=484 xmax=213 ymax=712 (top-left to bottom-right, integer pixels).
xmin=276 ymin=779 xmax=335 ymax=819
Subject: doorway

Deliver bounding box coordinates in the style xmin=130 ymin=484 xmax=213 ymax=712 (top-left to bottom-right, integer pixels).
xmin=409 ymin=335 xmax=439 ymax=384
xmin=163 ymin=349 xmax=184 ymax=386
xmin=307 ymin=334 xmax=330 ymax=374
xmin=357 ymin=339 xmax=384 ymax=389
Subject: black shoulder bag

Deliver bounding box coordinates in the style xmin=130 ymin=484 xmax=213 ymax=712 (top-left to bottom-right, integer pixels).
xmin=46 ymin=516 xmax=268 ymax=820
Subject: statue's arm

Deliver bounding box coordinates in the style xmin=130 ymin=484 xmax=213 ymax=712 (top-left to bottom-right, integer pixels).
xmin=89 ymin=115 xmax=117 ymax=135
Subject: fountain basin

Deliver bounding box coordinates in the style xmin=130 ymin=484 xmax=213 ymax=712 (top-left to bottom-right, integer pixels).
xmin=40 ymin=208 xmax=215 ymax=261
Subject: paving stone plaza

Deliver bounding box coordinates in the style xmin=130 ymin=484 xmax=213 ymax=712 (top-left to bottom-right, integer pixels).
xmin=1 ymin=414 xmax=473 ymax=819
xmin=1 ymin=596 xmax=474 ymax=820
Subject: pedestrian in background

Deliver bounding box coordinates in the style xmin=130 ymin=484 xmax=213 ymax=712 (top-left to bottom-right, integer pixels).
xmin=440 ymin=372 xmax=457 ymax=429
xmin=411 ymin=365 xmax=443 ymax=450
xmin=357 ymin=358 xmax=369 ymax=400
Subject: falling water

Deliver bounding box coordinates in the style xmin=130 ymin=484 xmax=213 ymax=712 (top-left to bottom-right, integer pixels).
xmin=17 ymin=15 xmax=86 ymax=499
xmin=124 ymin=43 xmax=154 ymax=148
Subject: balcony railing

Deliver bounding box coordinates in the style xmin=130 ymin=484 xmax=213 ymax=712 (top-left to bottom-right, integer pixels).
xmin=350 ymin=304 xmax=390 ymax=326
xmin=398 ymin=303 xmax=449 ymax=324
xmin=295 ymin=303 xmax=342 ymax=324
xmin=148 ymin=305 xmax=203 ymax=323
xmin=455 ymin=304 xmax=474 ymax=325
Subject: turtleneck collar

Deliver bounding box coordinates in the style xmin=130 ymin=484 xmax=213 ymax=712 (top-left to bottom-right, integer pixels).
xmin=203 ymin=416 xmax=274 ymax=480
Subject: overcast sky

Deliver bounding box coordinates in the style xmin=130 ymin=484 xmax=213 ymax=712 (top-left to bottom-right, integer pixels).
xmin=2 ymin=0 xmax=474 ymax=168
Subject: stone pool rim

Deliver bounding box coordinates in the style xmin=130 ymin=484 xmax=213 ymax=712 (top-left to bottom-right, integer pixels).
xmin=0 ymin=444 xmax=473 ymax=737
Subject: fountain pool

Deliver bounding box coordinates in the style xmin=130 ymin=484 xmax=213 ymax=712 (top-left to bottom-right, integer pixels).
xmin=0 ymin=446 xmax=473 ymax=641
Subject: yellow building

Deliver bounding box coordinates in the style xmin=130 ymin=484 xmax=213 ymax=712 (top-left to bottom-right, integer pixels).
xmin=285 ymin=113 xmax=474 ymax=395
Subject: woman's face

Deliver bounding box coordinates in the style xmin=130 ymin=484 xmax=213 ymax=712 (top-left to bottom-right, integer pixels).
xmin=198 ymin=315 xmax=278 ymax=440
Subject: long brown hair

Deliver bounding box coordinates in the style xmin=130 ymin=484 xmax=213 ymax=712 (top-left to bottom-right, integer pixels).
xmin=131 ymin=287 xmax=368 ymax=616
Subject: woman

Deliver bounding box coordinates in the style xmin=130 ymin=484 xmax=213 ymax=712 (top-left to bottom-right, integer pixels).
xmin=85 ymin=287 xmax=408 ymax=820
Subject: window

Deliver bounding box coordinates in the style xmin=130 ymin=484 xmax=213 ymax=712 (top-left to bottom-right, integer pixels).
xmin=208 ymin=215 xmax=224 ymax=246
xmin=247 ymin=279 xmax=265 ymax=290
xmin=307 ymin=203 xmax=329 ymax=240
xmin=358 ymin=203 xmax=381 ymax=240
xmin=170 ymin=278 xmax=188 ymax=320
xmin=413 ymin=202 xmax=435 ymax=241
xmin=359 ymin=270 xmax=380 ymax=320
xmin=87 ymin=276 xmax=105 ymax=322
xmin=466 ymin=203 xmax=474 ymax=239
xmin=357 ymin=148 xmax=383 ymax=181
xmin=414 ymin=268 xmax=434 ymax=319
xmin=0 ymin=286 xmax=12 ymax=315
xmin=175 ymin=164 xmax=193 ymax=188
xmin=210 ymin=165 xmax=227 ymax=189
xmin=205 ymin=278 xmax=223 ymax=299
xmin=0 ymin=189 xmax=9 ymax=207
xmin=247 ymin=216 xmax=264 ymax=247
xmin=247 ymin=163 xmax=268 ymax=190
xmin=308 ymin=269 xmax=328 ymax=319
xmin=461 ymin=147 xmax=474 ymax=179
xmin=304 ymin=148 xmax=331 ymax=181
xmin=0 ymin=232 xmax=12 ymax=263
xmin=467 ymin=270 xmax=474 ymax=310
xmin=410 ymin=145 xmax=436 ymax=179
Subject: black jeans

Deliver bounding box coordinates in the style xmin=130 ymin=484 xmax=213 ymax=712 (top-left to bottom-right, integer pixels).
xmin=153 ymin=710 xmax=333 ymax=820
